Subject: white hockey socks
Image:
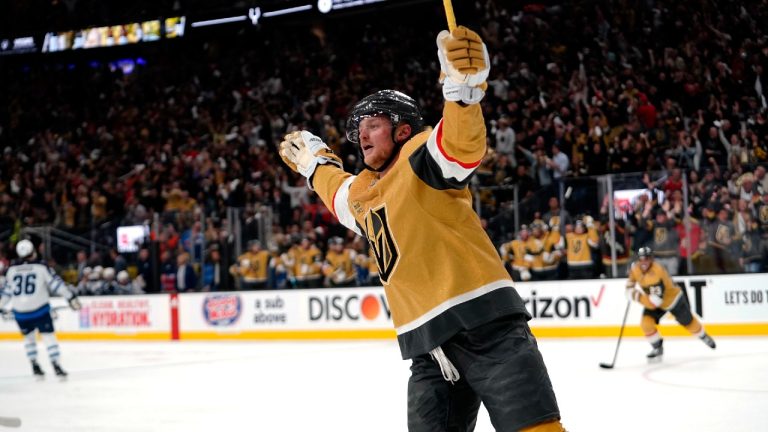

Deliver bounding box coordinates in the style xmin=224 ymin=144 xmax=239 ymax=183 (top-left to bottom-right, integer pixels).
xmin=41 ymin=332 xmax=61 ymax=364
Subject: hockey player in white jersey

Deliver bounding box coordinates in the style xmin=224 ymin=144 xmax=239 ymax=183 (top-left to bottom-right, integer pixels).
xmin=0 ymin=239 xmax=81 ymax=379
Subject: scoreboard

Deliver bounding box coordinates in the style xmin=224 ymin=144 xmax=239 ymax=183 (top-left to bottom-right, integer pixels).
xmin=0 ymin=0 xmax=424 ymax=56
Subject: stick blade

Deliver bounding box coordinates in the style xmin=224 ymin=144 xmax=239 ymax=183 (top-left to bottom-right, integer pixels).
xmin=598 ymin=362 xmax=614 ymax=369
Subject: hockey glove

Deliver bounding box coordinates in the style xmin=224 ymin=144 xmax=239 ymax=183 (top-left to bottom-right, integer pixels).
xmin=625 ymin=288 xmax=641 ymax=303
xmin=523 ymin=254 xmax=535 ymax=263
xmin=69 ymin=296 xmax=82 ymax=311
xmin=542 ymin=251 xmax=552 ymax=264
xmin=520 ymin=269 xmax=532 ymax=281
xmin=279 ymin=131 xmax=342 ymax=190
xmin=648 ymin=294 xmax=663 ymax=308
xmin=436 ymin=26 xmax=490 ymax=105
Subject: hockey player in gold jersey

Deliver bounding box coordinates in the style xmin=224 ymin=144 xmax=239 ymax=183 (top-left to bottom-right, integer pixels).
xmin=322 ymin=237 xmax=357 ymax=287
xmin=525 ymin=222 xmax=561 ymax=280
xmin=284 ymin=237 xmax=323 ymax=288
xmin=626 ymin=246 xmax=716 ymax=360
xmin=279 ymin=25 xmax=563 ymax=432
xmin=565 ymin=220 xmax=596 ymax=279
xmin=229 ymin=240 xmax=270 ymax=290
xmin=499 ymin=225 xmax=532 ymax=281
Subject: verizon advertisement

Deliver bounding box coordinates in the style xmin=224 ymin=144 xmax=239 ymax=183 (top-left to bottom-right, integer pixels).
xmin=519 ymin=274 xmax=768 ymax=327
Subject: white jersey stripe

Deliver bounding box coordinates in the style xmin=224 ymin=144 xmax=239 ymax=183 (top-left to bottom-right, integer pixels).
xmin=50 ymin=279 xmax=63 ymax=294
xmin=333 ymin=176 xmax=362 ymax=236
xmin=395 ymin=279 xmax=514 ymax=335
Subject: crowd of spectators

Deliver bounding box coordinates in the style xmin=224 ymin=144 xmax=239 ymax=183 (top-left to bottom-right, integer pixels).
xmin=1 ymin=0 xmax=767 ymax=292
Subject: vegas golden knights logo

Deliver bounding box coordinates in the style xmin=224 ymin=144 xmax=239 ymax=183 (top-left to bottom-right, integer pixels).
xmin=715 ymin=225 xmax=731 ymax=244
xmin=573 ymin=239 xmax=582 ymax=253
xmin=654 ymin=227 xmax=667 ymax=244
xmin=760 ymin=206 xmax=768 ymax=224
xmin=364 ymin=205 xmax=400 ymax=283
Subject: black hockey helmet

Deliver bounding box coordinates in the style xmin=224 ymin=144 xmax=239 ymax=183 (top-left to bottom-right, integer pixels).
xmin=345 ymin=89 xmax=424 ymax=145
xmin=637 ymin=246 xmax=654 ymax=258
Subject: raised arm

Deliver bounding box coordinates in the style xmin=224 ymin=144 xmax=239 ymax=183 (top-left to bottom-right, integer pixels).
xmin=433 ymin=26 xmax=491 ymax=170
xmin=410 ymin=26 xmax=491 ymax=188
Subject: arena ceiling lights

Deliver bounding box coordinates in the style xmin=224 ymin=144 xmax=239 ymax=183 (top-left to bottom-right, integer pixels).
xmin=189 ymin=0 xmax=390 ymax=28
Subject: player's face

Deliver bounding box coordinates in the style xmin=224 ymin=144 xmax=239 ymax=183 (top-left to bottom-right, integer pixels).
xmin=639 ymin=257 xmax=652 ymax=271
xmin=358 ymin=116 xmax=395 ymax=169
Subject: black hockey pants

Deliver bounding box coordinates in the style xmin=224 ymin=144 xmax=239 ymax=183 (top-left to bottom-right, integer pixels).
xmin=407 ymin=314 xmax=560 ymax=432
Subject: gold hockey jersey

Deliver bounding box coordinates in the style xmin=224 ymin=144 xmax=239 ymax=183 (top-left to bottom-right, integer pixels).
xmin=626 ymin=261 xmax=682 ymax=310
xmin=233 ymin=250 xmax=270 ymax=283
xmin=525 ymin=236 xmax=559 ymax=272
xmin=565 ymin=232 xmax=595 ymax=267
xmin=323 ymin=249 xmax=357 ymax=284
xmin=287 ymin=245 xmax=323 ymax=281
xmin=312 ymin=102 xmax=529 ymax=359
xmin=500 ymin=239 xmax=530 ymax=271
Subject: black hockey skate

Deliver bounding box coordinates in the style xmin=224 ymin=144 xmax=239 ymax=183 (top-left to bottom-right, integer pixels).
xmin=31 ymin=361 xmax=45 ymax=379
xmin=52 ymin=362 xmax=68 ymax=379
xmin=646 ymin=340 xmax=663 ymax=363
xmin=700 ymin=333 xmax=716 ymax=349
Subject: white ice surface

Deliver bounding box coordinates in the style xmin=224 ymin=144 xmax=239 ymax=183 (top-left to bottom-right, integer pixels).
xmin=0 ymin=336 xmax=767 ymax=431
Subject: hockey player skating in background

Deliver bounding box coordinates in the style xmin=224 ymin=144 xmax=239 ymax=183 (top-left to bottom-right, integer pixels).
xmin=0 ymin=239 xmax=82 ymax=379
xmin=625 ymin=246 xmax=716 ymax=361
xmin=279 ymin=26 xmax=564 ymax=432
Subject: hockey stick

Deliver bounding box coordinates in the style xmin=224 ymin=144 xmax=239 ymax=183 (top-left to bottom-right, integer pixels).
xmin=599 ymin=300 xmax=631 ymax=369
xmin=0 ymin=417 xmax=21 ymax=428
xmin=50 ymin=305 xmax=74 ymax=321
xmin=443 ymin=0 xmax=457 ymax=31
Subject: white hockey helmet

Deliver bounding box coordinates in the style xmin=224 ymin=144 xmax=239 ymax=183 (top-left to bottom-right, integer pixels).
xmin=16 ymin=239 xmax=34 ymax=259
xmin=102 ymin=267 xmax=116 ymax=280
xmin=90 ymin=265 xmax=104 ymax=280
xmin=117 ymin=270 xmax=130 ymax=283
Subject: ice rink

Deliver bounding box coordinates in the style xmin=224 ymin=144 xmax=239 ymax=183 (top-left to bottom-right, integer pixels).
xmin=1 ymin=336 xmax=767 ymax=431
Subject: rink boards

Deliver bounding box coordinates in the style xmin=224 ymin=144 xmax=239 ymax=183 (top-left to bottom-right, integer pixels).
xmin=1 ymin=273 xmax=766 ymax=340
